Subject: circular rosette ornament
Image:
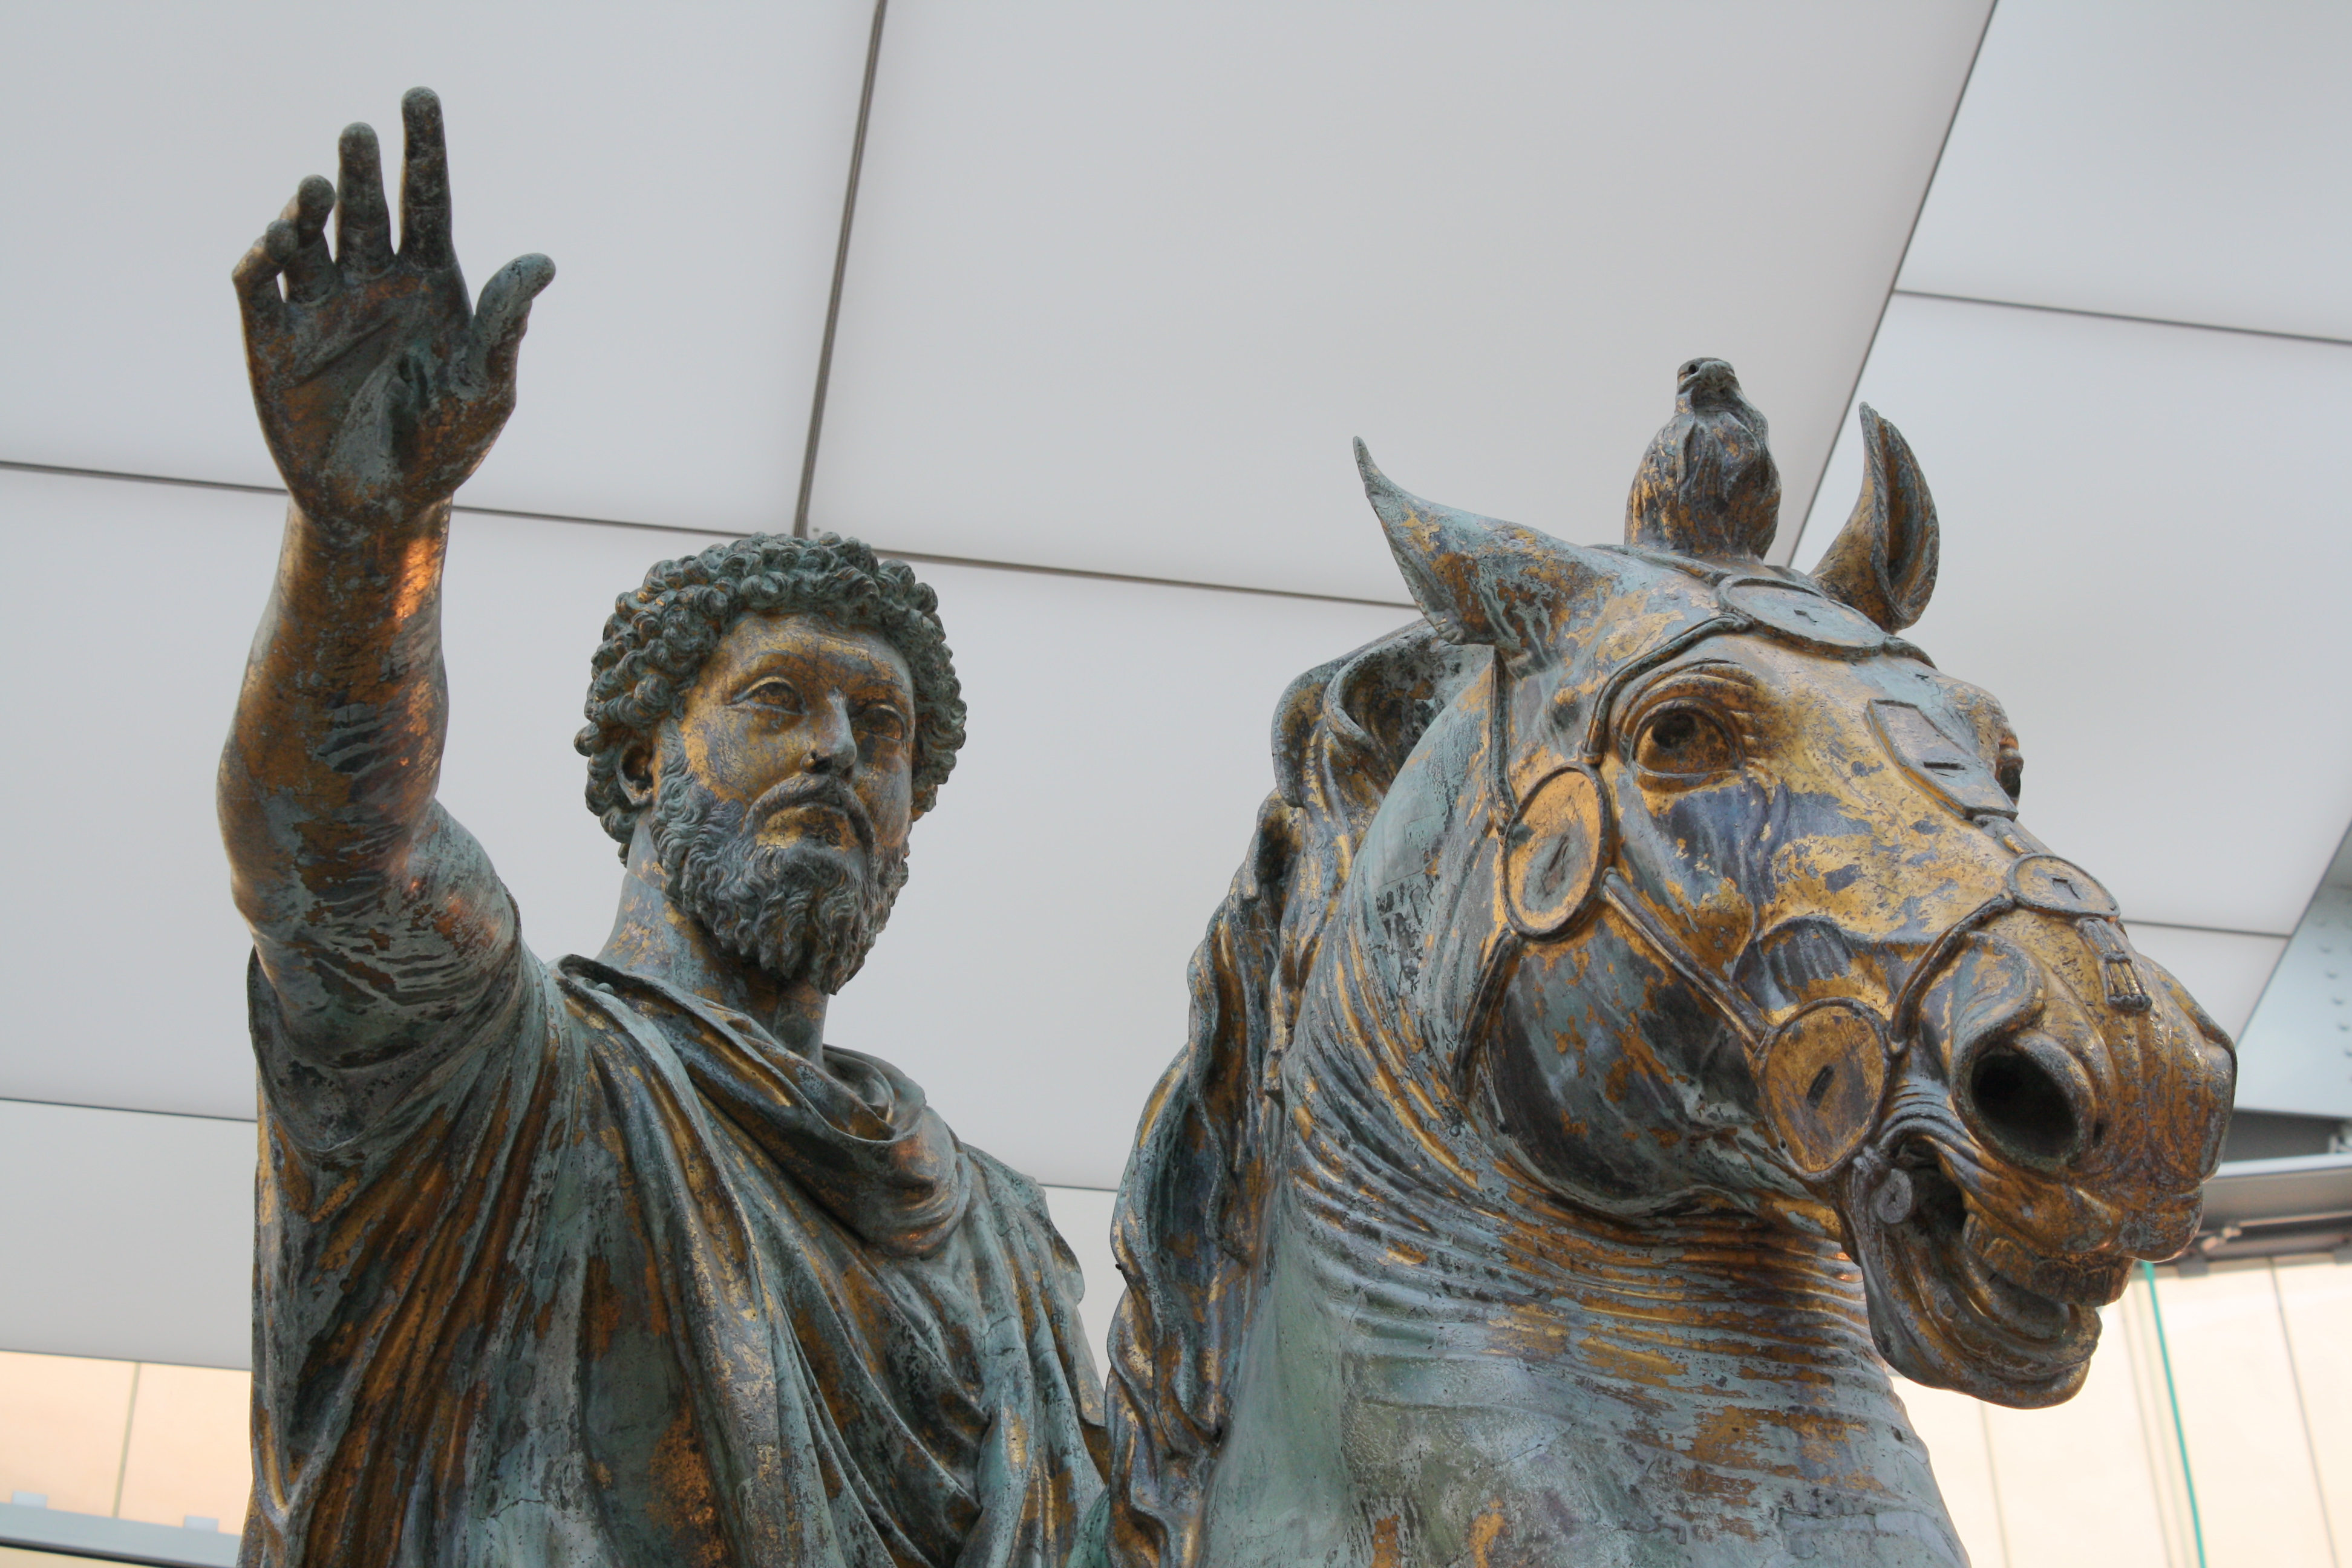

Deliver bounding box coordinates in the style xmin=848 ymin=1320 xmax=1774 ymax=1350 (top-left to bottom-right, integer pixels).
xmin=1757 ymin=998 xmax=1890 ymax=1178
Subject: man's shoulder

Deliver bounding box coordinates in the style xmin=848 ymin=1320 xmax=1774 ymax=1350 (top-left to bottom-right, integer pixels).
xmin=252 ymin=940 xmax=559 ymax=1149
xmin=960 ymin=1142 xmax=1050 ymax=1211
xmin=952 ymin=1142 xmax=1078 ymax=1272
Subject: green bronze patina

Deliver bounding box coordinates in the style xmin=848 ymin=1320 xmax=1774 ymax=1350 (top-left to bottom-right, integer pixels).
xmin=218 ymin=92 xmax=1105 ymax=1567
xmin=1088 ymin=364 xmax=2235 ymax=1567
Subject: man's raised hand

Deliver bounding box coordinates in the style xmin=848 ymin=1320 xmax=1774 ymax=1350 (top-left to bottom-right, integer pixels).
xmin=233 ymin=88 xmax=554 ymax=537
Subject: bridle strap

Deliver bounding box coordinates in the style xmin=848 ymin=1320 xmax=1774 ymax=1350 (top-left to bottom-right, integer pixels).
xmin=1471 ymin=583 xmax=2137 ymax=1176
xmin=1597 ymin=869 xmax=1767 ymax=1051
xmin=1576 ymin=616 xmax=1745 ymax=765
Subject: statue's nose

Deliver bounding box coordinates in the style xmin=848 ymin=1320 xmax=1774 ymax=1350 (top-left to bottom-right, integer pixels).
xmin=1929 ymin=926 xmax=2102 ymax=1171
xmin=1961 ymin=1030 xmax=2094 ymax=1168
xmin=803 ymin=693 xmax=860 ymax=776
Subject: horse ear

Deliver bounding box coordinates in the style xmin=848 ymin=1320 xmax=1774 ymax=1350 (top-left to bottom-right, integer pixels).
xmin=1811 ymin=405 xmax=1939 ymax=632
xmin=1356 ymin=440 xmax=1584 ymax=661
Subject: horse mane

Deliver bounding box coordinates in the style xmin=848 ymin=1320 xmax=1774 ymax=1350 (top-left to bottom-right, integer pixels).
xmin=1094 ymin=617 xmax=1485 ymax=1568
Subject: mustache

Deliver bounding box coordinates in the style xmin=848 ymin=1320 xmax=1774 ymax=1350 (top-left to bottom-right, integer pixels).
xmin=749 ymin=773 xmax=875 ymax=850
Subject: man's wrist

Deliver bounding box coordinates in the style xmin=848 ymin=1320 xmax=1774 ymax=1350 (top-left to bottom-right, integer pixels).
xmin=287 ymin=491 xmax=456 ymax=550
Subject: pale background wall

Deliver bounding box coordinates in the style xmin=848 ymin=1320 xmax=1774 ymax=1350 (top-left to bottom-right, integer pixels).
xmin=5 ymin=0 xmax=2352 ymax=1561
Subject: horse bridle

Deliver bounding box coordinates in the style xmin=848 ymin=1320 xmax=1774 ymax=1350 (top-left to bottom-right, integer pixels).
xmin=1478 ymin=568 xmax=2146 ymax=1180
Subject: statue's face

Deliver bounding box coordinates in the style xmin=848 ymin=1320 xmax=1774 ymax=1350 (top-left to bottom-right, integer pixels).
xmin=659 ymin=611 xmax=917 ymax=876
xmin=629 ymin=610 xmax=918 ymax=992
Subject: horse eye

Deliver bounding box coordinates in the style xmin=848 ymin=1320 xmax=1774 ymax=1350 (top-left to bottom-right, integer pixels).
xmin=1994 ymin=740 xmax=2024 ymax=802
xmin=1634 ymin=708 xmax=1739 ymax=778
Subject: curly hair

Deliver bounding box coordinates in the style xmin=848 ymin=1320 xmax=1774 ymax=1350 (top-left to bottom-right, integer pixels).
xmin=577 ymin=532 xmax=965 ymax=853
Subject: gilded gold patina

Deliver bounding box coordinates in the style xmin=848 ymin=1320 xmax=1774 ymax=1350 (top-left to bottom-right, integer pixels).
xmin=1086 ymin=361 xmax=2233 ymax=1566
xmin=218 ymin=92 xmax=1103 ymax=1567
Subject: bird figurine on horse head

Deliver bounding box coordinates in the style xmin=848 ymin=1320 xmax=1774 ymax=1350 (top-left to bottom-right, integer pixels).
xmin=1087 ymin=361 xmax=2235 ymax=1567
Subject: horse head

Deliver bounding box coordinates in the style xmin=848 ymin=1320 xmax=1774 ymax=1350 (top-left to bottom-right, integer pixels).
xmin=1356 ymin=358 xmax=2235 ymax=1407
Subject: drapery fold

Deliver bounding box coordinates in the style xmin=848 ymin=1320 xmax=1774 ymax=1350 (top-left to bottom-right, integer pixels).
xmin=243 ymin=946 xmax=1105 ymax=1568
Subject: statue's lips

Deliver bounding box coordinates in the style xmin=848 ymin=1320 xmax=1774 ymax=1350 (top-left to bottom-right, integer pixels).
xmin=769 ymin=800 xmax=854 ymax=829
xmin=754 ymin=782 xmax=873 ymax=849
xmin=1962 ymin=1212 xmax=2134 ymax=1305
xmin=1856 ymin=1141 xmax=2104 ymax=1400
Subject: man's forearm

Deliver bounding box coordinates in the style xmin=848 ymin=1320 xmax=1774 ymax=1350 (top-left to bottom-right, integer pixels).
xmin=220 ymin=93 xmax=543 ymax=1047
xmin=219 ymin=498 xmax=457 ymax=937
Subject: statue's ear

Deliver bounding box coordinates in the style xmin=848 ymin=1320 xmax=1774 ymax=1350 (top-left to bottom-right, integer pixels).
xmin=1811 ymin=405 xmax=1938 ymax=632
xmin=1356 ymin=440 xmax=1591 ymax=664
xmin=619 ymin=738 xmax=656 ymax=809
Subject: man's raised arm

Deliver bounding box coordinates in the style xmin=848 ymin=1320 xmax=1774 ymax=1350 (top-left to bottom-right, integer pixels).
xmin=217 ymin=90 xmax=554 ymax=1052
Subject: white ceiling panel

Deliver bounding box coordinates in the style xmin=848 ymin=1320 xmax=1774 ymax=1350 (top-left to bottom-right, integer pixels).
xmin=1040 ymin=1186 xmax=1119 ymax=1370
xmin=0 ymin=467 xmax=1405 ymax=1187
xmin=2123 ymin=925 xmax=2285 ymax=1043
xmin=823 ymin=563 xmax=1408 ymax=1187
xmin=0 ymin=468 xmax=733 ymax=1120
xmin=1898 ymin=0 xmax=2352 ymax=342
xmin=0 ymin=1101 xmax=254 ymax=1368
xmin=813 ymin=0 xmax=1991 ymax=599
xmin=0 ymin=1 xmax=868 ymax=534
xmin=0 ymin=472 xmax=285 ymax=1120
xmin=1794 ymin=295 xmax=2352 ymax=936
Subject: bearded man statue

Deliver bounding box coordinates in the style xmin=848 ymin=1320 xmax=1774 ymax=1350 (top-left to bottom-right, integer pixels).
xmin=216 ymin=90 xmax=1106 ymax=1567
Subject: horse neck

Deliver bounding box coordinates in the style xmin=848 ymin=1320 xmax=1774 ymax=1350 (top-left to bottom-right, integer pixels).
xmin=1285 ymin=718 xmax=1892 ymax=1408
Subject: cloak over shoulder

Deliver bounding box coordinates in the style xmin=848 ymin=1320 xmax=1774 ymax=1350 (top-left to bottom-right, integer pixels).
xmin=241 ymin=946 xmax=1105 ymax=1567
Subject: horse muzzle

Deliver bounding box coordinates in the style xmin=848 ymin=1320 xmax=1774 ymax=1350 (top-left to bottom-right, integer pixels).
xmin=1837 ymin=903 xmax=2234 ymax=1405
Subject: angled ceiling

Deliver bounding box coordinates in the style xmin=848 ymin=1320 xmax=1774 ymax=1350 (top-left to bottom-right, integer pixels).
xmin=1790 ymin=0 xmax=2352 ymax=1097
xmin=1897 ymin=0 xmax=2352 ymax=341
xmin=812 ymin=0 xmax=1994 ymax=599
xmin=0 ymin=0 xmax=871 ymax=533
xmin=1795 ymin=294 xmax=2352 ymax=937
xmin=11 ymin=0 xmax=2346 ymax=1187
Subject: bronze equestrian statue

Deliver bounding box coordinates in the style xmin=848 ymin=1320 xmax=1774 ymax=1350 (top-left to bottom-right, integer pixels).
xmin=218 ymin=91 xmax=1103 ymax=1566
xmin=1088 ymin=362 xmax=2234 ymax=1566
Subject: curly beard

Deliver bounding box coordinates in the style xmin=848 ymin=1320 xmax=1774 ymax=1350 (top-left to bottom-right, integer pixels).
xmin=648 ymin=733 xmax=909 ymax=994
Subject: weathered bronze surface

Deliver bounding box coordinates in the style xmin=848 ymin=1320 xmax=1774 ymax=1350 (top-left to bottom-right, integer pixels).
xmin=218 ymin=92 xmax=1103 ymax=1566
xmin=1088 ymin=362 xmax=2235 ymax=1566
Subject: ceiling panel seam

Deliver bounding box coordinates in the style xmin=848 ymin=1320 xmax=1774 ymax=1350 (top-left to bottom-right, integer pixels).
xmin=0 ymin=459 xmax=1414 ymax=610
xmin=1779 ymin=0 xmax=2000 ymax=570
xmin=795 ymin=0 xmax=893 ymax=539
xmin=0 ymin=1094 xmax=255 ymax=1126
xmin=819 ymin=544 xmax=1414 ymax=610
xmin=1893 ymin=289 xmax=2352 ymax=352
xmin=2128 ymin=920 xmax=2296 ymax=941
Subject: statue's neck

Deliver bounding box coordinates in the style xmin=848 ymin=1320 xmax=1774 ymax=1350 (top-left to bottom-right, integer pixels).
xmin=1298 ymin=912 xmax=1886 ymax=1401
xmin=595 ymin=823 xmax=829 ymax=1062
xmin=1520 ymin=1200 xmax=1882 ymax=1377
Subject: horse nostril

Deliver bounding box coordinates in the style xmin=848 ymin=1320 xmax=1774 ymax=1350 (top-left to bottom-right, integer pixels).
xmin=1967 ymin=1042 xmax=2082 ymax=1164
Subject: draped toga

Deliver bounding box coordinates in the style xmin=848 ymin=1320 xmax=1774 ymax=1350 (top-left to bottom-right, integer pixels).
xmin=238 ymin=921 xmax=1106 ymax=1567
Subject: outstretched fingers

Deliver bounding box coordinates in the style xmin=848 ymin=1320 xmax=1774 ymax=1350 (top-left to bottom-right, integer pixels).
xmin=335 ymin=123 xmax=394 ymax=276
xmin=279 ymin=175 xmax=338 ymax=304
xmin=398 ymin=87 xmax=453 ymax=270
xmin=468 ymin=253 xmax=557 ymax=389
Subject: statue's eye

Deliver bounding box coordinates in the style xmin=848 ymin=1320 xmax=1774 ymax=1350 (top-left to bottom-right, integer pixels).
xmin=740 ymin=679 xmax=804 ymax=714
xmin=1633 ymin=707 xmax=1739 ymax=779
xmin=856 ymin=703 xmax=907 ymax=742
